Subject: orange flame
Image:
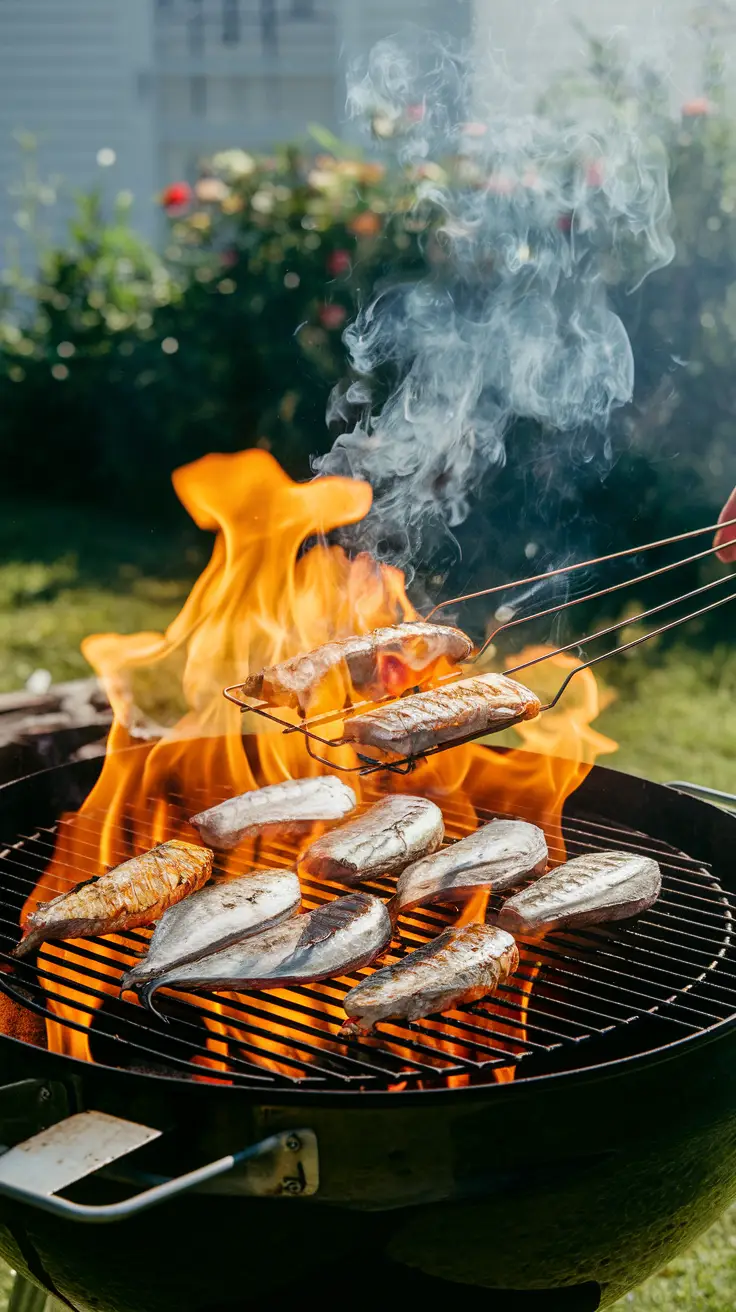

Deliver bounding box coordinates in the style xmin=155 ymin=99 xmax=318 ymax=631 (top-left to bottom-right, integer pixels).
xmin=19 ymin=449 xmax=617 ymax=1080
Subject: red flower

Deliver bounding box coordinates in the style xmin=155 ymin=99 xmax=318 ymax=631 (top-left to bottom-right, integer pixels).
xmin=327 ymin=249 xmax=351 ymax=277
xmin=682 ymin=97 xmax=711 ymax=118
xmin=557 ymin=213 xmax=573 ymax=233
xmin=221 ymin=247 xmax=239 ymax=268
xmin=318 ymin=303 xmax=348 ymax=330
xmin=161 ymin=181 xmax=192 ymax=213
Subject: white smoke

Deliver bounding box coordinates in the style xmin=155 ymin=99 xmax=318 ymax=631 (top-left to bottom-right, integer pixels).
xmin=313 ymin=28 xmax=674 ymax=565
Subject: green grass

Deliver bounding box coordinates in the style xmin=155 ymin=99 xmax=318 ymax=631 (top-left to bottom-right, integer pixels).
xmin=0 ymin=498 xmax=205 ymax=692
xmin=0 ymin=502 xmax=734 ymax=1309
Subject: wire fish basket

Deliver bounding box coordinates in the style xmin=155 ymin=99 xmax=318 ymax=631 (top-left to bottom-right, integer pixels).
xmin=223 ymin=517 xmax=736 ymax=776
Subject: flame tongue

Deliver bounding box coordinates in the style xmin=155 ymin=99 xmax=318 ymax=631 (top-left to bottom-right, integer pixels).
xmin=19 ymin=449 xmax=616 ymax=1080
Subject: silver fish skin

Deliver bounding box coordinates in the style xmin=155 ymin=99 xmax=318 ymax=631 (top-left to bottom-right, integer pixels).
xmin=497 ymin=850 xmax=662 ymax=936
xmin=342 ymin=672 xmax=541 ymax=758
xmin=190 ymin=776 xmax=357 ymax=851
xmin=241 ymin=621 xmax=472 ymax=713
xmin=343 ymin=923 xmax=519 ymax=1033
xmin=299 ymin=795 xmax=444 ymax=884
xmin=391 ymin=819 xmax=548 ymax=919
xmin=120 ymin=869 xmax=302 ymax=991
xmin=141 ymin=892 xmax=392 ymax=1008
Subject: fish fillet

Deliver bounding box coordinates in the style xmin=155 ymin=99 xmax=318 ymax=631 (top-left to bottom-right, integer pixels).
xmin=497 ymin=850 xmax=662 ymax=936
xmin=343 ymin=923 xmax=519 ymax=1033
xmin=392 ymin=819 xmax=548 ymax=918
xmin=141 ymin=891 xmax=392 ymax=1008
xmin=300 ymin=795 xmax=444 ymax=884
xmin=120 ymin=869 xmax=302 ymax=990
xmin=241 ymin=621 xmax=472 ymax=713
xmin=190 ymin=776 xmax=356 ymax=851
xmin=342 ymin=672 xmax=541 ymax=758
xmin=15 ymin=841 xmax=212 ymax=958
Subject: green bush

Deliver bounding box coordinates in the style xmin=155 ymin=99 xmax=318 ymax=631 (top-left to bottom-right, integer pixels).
xmin=0 ymin=56 xmax=734 ymax=641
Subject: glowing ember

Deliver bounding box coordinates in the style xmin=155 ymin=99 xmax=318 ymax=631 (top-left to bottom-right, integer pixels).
xmin=19 ymin=449 xmax=617 ymax=1080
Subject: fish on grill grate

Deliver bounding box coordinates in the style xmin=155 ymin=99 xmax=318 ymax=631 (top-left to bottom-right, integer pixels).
xmin=14 ymin=840 xmax=212 ymax=958
xmin=299 ymin=795 xmax=444 ymax=884
xmin=140 ymin=891 xmax=392 ymax=1009
xmin=120 ymin=869 xmax=302 ymax=991
xmin=190 ymin=776 xmax=357 ymax=851
xmin=497 ymin=850 xmax=662 ymax=936
xmin=342 ymin=923 xmax=519 ymax=1033
xmin=391 ymin=819 xmax=548 ymax=919
xmin=342 ymin=673 xmax=541 ymax=759
xmin=240 ymin=621 xmax=472 ymax=713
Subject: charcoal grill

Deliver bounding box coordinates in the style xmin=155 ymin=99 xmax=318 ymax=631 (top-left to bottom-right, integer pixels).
xmin=0 ymin=747 xmax=736 ymax=1312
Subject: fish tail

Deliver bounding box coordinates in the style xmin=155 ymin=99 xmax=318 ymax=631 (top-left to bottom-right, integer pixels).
xmin=140 ymin=978 xmax=169 ymax=1022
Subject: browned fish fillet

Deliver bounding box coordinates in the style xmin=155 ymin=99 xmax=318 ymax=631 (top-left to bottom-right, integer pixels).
xmin=343 ymin=922 xmax=519 ymax=1033
xmin=299 ymin=795 xmax=444 ymax=884
xmin=342 ymin=672 xmax=541 ymax=758
xmin=15 ymin=841 xmax=212 ymax=958
xmin=241 ymin=621 xmax=472 ymax=713
xmin=497 ymin=850 xmax=662 ymax=936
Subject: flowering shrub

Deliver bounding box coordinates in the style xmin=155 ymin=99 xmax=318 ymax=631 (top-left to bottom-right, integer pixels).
xmin=0 ymin=80 xmax=733 ymax=651
xmin=0 ymin=140 xmax=435 ymax=506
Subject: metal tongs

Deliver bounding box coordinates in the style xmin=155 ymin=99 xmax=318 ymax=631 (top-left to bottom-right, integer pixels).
xmin=224 ymin=517 xmax=736 ymax=776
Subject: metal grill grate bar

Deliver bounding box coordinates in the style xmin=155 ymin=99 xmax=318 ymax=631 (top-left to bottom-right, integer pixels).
xmin=1 ymin=786 xmax=734 ymax=1090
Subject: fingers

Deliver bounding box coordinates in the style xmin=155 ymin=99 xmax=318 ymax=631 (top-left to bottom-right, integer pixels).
xmin=715 ymin=486 xmax=736 ymax=564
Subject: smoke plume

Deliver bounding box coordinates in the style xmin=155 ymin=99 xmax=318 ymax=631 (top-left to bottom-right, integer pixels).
xmin=313 ymin=29 xmax=674 ymax=566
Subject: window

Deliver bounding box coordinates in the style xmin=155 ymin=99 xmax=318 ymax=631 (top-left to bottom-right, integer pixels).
xmin=222 ymin=0 xmax=240 ymax=45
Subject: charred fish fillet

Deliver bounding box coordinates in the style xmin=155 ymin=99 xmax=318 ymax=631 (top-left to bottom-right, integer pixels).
xmin=141 ymin=892 xmax=392 ymax=1008
xmin=342 ymin=673 xmax=541 ymax=759
xmin=299 ymin=795 xmax=444 ymax=885
xmin=120 ymin=869 xmax=302 ymax=990
xmin=391 ymin=819 xmax=548 ymax=918
xmin=15 ymin=841 xmax=212 ymax=958
xmin=343 ymin=923 xmax=519 ymax=1033
xmin=241 ymin=621 xmax=472 ymax=713
xmin=190 ymin=776 xmax=356 ymax=851
xmin=497 ymin=850 xmax=662 ymax=936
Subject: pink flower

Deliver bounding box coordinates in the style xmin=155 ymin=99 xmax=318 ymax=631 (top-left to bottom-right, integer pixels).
xmin=221 ymin=248 xmax=239 ymax=268
xmin=160 ymin=182 xmax=192 ymax=214
xmin=682 ymin=97 xmax=711 ymax=118
xmin=318 ymin=303 xmax=347 ymax=330
xmin=326 ymin=249 xmax=351 ymax=277
xmin=585 ymin=160 xmax=605 ymax=188
xmin=557 ymin=213 xmax=573 ymax=233
xmin=195 ymin=176 xmax=229 ymax=203
xmin=405 ymin=103 xmax=426 ymax=124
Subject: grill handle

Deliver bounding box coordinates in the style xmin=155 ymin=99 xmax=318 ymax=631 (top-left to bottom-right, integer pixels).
xmin=666 ymin=780 xmax=736 ymax=810
xmin=0 ymin=1110 xmax=318 ymax=1223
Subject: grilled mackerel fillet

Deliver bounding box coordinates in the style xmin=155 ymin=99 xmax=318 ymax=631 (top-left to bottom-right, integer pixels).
xmin=190 ymin=776 xmax=357 ymax=851
xmin=241 ymin=621 xmax=472 ymax=713
xmin=121 ymin=869 xmax=302 ymax=990
xmin=498 ymin=850 xmax=662 ymax=936
xmin=141 ymin=892 xmax=392 ymax=1008
xmin=391 ymin=819 xmax=548 ymax=918
xmin=300 ymin=795 xmax=444 ymax=884
xmin=343 ymin=923 xmax=519 ymax=1033
xmin=15 ymin=840 xmax=212 ymax=958
xmin=342 ymin=672 xmax=541 ymax=758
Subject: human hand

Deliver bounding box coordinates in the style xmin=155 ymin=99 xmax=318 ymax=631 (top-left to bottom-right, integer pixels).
xmin=715 ymin=486 xmax=736 ymax=563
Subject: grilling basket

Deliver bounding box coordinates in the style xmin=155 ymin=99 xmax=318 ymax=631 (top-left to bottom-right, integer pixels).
xmin=1 ymin=748 xmax=735 ymax=1312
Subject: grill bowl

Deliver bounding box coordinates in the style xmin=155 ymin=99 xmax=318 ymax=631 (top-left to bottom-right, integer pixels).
xmin=0 ymin=748 xmax=735 ymax=1310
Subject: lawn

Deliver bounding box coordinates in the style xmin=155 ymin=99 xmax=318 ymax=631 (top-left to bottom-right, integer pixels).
xmin=0 ymin=499 xmax=734 ymax=1310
